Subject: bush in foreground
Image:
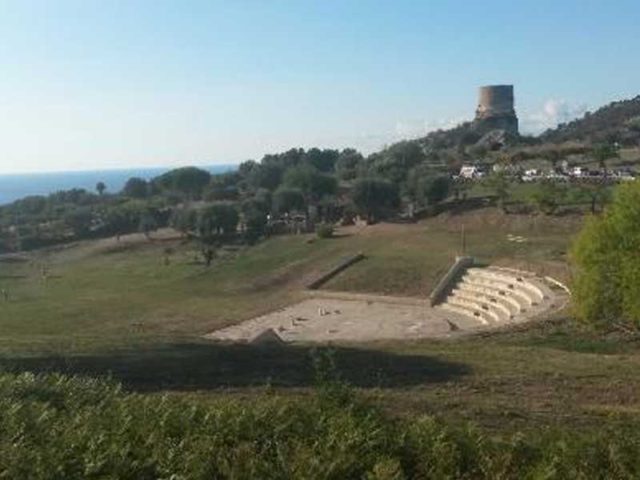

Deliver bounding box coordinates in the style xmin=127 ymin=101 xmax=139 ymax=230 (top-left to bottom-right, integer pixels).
xmin=571 ymin=180 xmax=640 ymax=331
xmin=0 ymin=371 xmax=640 ymax=478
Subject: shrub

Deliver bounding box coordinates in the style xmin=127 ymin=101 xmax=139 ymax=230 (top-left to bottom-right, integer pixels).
xmin=1 ymin=371 xmax=640 ymax=479
xmin=570 ymin=181 xmax=640 ymax=331
xmin=316 ymin=223 xmax=334 ymax=239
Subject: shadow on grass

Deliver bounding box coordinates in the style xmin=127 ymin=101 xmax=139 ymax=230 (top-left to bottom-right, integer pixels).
xmin=520 ymin=331 xmax=638 ymax=355
xmin=0 ymin=341 xmax=470 ymax=392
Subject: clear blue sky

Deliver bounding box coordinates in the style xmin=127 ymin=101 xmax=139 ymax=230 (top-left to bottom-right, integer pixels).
xmin=1 ymin=0 xmax=639 ymax=173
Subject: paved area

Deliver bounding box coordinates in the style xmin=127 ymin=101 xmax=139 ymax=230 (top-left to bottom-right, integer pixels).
xmin=205 ymin=292 xmax=484 ymax=344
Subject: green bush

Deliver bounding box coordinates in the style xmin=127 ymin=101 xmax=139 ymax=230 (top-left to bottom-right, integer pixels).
xmin=1 ymin=371 xmax=640 ymax=479
xmin=571 ymin=181 xmax=640 ymax=330
xmin=316 ymin=223 xmax=334 ymax=239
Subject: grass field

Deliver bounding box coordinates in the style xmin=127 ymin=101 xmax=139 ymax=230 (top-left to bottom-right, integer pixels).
xmin=3 ymin=209 xmax=640 ymax=437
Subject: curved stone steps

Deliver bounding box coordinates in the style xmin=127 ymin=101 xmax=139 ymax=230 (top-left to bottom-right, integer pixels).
xmin=461 ymin=273 xmax=539 ymax=305
xmin=460 ymin=274 xmax=536 ymax=306
xmin=466 ymin=269 xmax=544 ymax=301
xmin=438 ymin=302 xmax=492 ymax=326
xmin=466 ymin=268 xmax=545 ymax=301
xmin=445 ymin=295 xmax=503 ymax=324
xmin=435 ymin=263 xmax=567 ymax=328
xmin=451 ymin=288 xmax=515 ymax=318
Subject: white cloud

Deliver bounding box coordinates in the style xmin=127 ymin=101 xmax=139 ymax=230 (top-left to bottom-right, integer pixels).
xmin=521 ymin=99 xmax=589 ymax=134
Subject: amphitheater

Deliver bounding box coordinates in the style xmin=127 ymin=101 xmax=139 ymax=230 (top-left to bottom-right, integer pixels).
xmin=206 ymin=261 xmax=569 ymax=345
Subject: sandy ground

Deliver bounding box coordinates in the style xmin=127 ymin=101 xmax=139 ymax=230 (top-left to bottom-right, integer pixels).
xmin=205 ymin=292 xmax=485 ymax=344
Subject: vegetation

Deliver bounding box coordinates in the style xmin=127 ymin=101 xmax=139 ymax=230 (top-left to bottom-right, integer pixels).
xmin=1 ymin=368 xmax=640 ymax=479
xmin=6 ymin=92 xmax=640 ymax=255
xmin=316 ymin=223 xmax=334 ymax=238
xmin=541 ymin=95 xmax=640 ymax=145
xmin=5 ymin=93 xmax=640 ymax=476
xmin=571 ymin=180 xmax=640 ymax=331
xmin=350 ymin=178 xmax=400 ymax=223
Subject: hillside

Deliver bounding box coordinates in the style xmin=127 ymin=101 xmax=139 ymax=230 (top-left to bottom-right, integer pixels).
xmin=540 ymin=95 xmax=640 ymax=146
xmin=396 ymin=94 xmax=640 ymax=162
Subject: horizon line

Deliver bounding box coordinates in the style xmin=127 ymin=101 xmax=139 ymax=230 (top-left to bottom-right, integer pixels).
xmin=0 ymin=162 xmax=240 ymax=177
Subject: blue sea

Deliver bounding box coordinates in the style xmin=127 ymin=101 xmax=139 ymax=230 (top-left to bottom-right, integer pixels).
xmin=0 ymin=165 xmax=237 ymax=206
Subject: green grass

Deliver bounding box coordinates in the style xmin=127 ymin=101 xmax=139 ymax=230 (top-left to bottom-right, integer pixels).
xmin=4 ymin=211 xmax=640 ymax=438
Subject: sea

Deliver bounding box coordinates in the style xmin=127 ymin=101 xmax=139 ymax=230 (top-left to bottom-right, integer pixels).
xmin=0 ymin=165 xmax=237 ymax=206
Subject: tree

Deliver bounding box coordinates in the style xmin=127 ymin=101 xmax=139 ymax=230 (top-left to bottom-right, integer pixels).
xmin=570 ymin=181 xmax=640 ymax=331
xmin=170 ymin=208 xmax=197 ymax=237
xmin=243 ymin=209 xmax=267 ymax=244
xmin=197 ymin=204 xmax=239 ymax=240
xmin=335 ymin=148 xmax=364 ymax=181
xmin=103 ymin=206 xmax=135 ymax=239
xmin=304 ymin=148 xmax=339 ymax=173
xmin=283 ymin=165 xmax=337 ymax=202
xmin=122 ymin=177 xmax=149 ymax=199
xmin=153 ymin=167 xmax=212 ymax=199
xmin=273 ymin=187 xmax=306 ymax=214
xmin=205 ymin=172 xmax=240 ymax=201
xmin=569 ymin=183 xmax=612 ymax=215
xmin=64 ymin=207 xmax=93 ymax=237
xmin=591 ymin=143 xmax=619 ymax=173
xmin=541 ymin=148 xmax=562 ymax=171
xmin=350 ymin=178 xmax=400 ymax=223
xmin=483 ymin=171 xmax=511 ymax=212
xmin=138 ymin=212 xmax=158 ymax=239
xmin=96 ymin=182 xmax=106 ymax=196
xmin=247 ymin=163 xmax=284 ymax=191
xmin=367 ymin=141 xmax=425 ymax=185
xmin=530 ymin=181 xmax=566 ymax=215
xmin=405 ymin=168 xmax=451 ymax=207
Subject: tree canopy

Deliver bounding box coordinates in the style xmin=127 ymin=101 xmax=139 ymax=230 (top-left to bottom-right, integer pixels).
xmin=351 ymin=178 xmax=400 ymax=223
xmin=570 ymin=181 xmax=640 ymax=331
xmin=153 ymin=167 xmax=212 ymax=199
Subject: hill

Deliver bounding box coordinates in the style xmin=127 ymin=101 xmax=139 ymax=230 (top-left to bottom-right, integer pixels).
xmin=540 ymin=95 xmax=640 ymax=146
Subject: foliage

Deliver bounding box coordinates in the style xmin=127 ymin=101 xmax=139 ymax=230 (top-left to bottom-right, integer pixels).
xmin=204 ymin=171 xmax=240 ymax=201
xmin=530 ymin=181 xmax=566 ymax=215
xmin=351 ymin=178 xmax=400 ymax=222
xmin=335 ymin=148 xmax=365 ymax=181
xmin=304 ymin=147 xmax=339 ymax=172
xmin=541 ymin=95 xmax=640 ymax=146
xmin=1 ymin=371 xmax=640 ymax=479
xmin=283 ymin=165 xmax=338 ymax=201
xmin=316 ymin=223 xmax=334 ymax=239
xmin=591 ymin=143 xmax=620 ymax=170
xmin=63 ymin=207 xmax=93 ymax=237
xmin=153 ymin=167 xmax=212 ymax=199
xmin=122 ymin=177 xmax=150 ymax=198
xmin=405 ymin=169 xmax=451 ymax=207
xmin=170 ymin=207 xmax=197 ymax=236
xmin=482 ymin=171 xmax=511 ymax=212
xmin=367 ymin=141 xmax=425 ymax=184
xmin=568 ymin=182 xmax=612 ymax=214
xmin=95 ymin=181 xmax=106 ymax=195
xmin=197 ymin=203 xmax=239 ymax=240
xmin=571 ymin=181 xmax=640 ymax=331
xmin=273 ymin=187 xmax=306 ymax=214
xmin=243 ymin=209 xmax=268 ymax=244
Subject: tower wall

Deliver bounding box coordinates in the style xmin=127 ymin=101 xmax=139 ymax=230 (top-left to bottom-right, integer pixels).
xmin=474 ymin=85 xmax=518 ymax=135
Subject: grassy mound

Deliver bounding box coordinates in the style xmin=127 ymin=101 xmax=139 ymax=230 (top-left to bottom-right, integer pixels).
xmin=1 ymin=369 xmax=639 ymax=479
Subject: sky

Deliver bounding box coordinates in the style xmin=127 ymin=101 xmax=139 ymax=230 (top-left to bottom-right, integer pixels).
xmin=1 ymin=0 xmax=639 ymax=174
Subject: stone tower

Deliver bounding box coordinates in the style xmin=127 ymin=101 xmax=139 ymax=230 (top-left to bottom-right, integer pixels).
xmin=474 ymin=85 xmax=519 ymax=135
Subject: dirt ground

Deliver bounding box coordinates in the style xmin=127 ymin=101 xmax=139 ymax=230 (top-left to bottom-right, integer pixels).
xmin=205 ymin=292 xmax=491 ymax=343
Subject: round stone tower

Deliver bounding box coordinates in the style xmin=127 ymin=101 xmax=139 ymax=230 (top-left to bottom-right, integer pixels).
xmin=474 ymin=85 xmax=519 ymax=135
